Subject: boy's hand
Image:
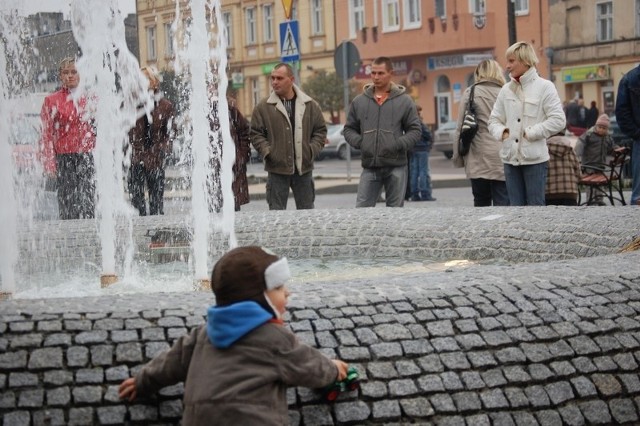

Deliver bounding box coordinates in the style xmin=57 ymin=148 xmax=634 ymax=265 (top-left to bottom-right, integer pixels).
xmin=118 ymin=378 xmax=138 ymax=401
xmin=333 ymin=360 xmax=348 ymax=381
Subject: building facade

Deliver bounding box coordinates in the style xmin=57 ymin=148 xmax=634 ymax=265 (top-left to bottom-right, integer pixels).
xmin=135 ymin=0 xmax=338 ymax=116
xmin=334 ymin=0 xmax=551 ymax=129
xmin=549 ymin=0 xmax=640 ymax=116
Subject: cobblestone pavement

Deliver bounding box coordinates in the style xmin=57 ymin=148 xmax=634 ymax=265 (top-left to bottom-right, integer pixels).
xmin=2 ymin=206 xmax=640 ymax=424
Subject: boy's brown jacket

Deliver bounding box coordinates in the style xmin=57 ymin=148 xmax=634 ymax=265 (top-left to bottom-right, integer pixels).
xmin=135 ymin=321 xmax=337 ymax=425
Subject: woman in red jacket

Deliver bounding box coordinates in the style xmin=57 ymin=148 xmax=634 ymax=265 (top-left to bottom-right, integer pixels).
xmin=40 ymin=57 xmax=96 ymax=220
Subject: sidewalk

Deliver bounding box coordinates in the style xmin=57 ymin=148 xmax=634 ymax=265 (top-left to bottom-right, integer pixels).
xmin=164 ymin=165 xmax=469 ymax=200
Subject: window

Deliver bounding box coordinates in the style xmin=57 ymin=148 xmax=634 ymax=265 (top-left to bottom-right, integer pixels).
xmin=262 ymin=4 xmax=274 ymax=42
xmin=245 ymin=7 xmax=257 ymax=45
xmin=596 ymin=1 xmax=613 ymax=42
xmin=349 ymin=0 xmax=365 ymax=39
xmin=382 ymin=0 xmax=400 ymax=31
xmin=223 ymin=11 xmax=233 ymax=47
xmin=311 ymin=0 xmax=324 ymax=35
xmin=164 ymin=23 xmax=174 ymax=57
xmin=251 ymin=77 xmax=261 ymax=109
xmin=146 ymin=26 xmax=156 ymax=61
xmin=469 ymin=0 xmax=485 ymax=15
xmin=403 ymin=0 xmax=421 ymax=28
xmin=514 ymin=0 xmax=529 ymax=15
xmin=435 ymin=0 xmax=445 ymax=18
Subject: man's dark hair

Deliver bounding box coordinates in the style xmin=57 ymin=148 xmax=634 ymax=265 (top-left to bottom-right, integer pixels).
xmin=273 ymin=62 xmax=294 ymax=77
xmin=372 ymin=57 xmax=393 ymax=71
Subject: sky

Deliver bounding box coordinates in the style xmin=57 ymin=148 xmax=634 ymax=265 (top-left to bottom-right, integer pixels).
xmin=0 ymin=0 xmax=136 ymax=17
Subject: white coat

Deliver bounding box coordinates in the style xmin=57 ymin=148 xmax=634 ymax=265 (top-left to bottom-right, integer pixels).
xmin=488 ymin=67 xmax=566 ymax=166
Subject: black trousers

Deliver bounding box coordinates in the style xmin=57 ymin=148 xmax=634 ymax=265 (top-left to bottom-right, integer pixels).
xmin=56 ymin=153 xmax=95 ymax=220
xmin=129 ymin=163 xmax=165 ymax=216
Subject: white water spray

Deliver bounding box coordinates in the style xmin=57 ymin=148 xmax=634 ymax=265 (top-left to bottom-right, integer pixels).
xmin=71 ymin=0 xmax=151 ymax=280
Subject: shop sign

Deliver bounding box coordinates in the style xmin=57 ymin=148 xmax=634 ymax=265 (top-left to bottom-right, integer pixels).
xmin=354 ymin=58 xmax=411 ymax=79
xmin=561 ymin=64 xmax=610 ymax=83
xmin=427 ymin=52 xmax=493 ymax=71
xmin=261 ymin=62 xmax=280 ymax=75
xmin=231 ymin=72 xmax=244 ymax=89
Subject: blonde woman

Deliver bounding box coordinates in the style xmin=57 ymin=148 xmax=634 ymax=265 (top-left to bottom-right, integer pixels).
xmin=488 ymin=42 xmax=566 ymax=206
xmin=453 ymin=59 xmax=509 ymax=206
xmin=128 ymin=66 xmax=175 ymax=215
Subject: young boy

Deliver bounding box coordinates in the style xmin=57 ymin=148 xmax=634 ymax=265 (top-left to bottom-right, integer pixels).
xmin=119 ymin=246 xmax=348 ymax=424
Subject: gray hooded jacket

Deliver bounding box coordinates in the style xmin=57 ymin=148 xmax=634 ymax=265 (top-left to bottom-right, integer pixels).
xmin=343 ymin=82 xmax=421 ymax=168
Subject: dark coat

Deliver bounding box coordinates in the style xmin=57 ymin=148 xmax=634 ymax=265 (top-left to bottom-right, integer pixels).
xmin=129 ymin=97 xmax=174 ymax=171
xmin=208 ymin=103 xmax=251 ymax=211
xmin=229 ymin=105 xmax=251 ymax=209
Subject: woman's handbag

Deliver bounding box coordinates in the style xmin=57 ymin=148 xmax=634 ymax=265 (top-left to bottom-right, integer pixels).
xmin=458 ymin=84 xmax=478 ymax=156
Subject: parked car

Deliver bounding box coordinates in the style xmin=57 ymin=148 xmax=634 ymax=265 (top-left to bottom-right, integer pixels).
xmin=9 ymin=114 xmax=41 ymax=174
xmin=319 ymin=124 xmax=359 ymax=160
xmin=433 ymin=121 xmax=458 ymax=159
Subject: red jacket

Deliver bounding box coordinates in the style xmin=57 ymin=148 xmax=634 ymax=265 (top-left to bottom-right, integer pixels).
xmin=40 ymin=87 xmax=96 ymax=173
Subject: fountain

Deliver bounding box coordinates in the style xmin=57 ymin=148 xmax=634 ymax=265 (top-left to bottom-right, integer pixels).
xmin=0 ymin=0 xmax=238 ymax=297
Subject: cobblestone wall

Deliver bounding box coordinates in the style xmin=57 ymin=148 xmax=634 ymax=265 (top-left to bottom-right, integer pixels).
xmin=2 ymin=206 xmax=640 ymax=424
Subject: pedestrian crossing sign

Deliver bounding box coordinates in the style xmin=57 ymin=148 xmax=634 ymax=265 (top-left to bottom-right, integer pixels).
xmin=279 ymin=20 xmax=300 ymax=63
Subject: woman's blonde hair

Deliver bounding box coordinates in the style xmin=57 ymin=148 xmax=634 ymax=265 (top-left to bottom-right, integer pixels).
xmin=58 ymin=57 xmax=75 ymax=73
xmin=505 ymin=41 xmax=539 ymax=67
xmin=141 ymin=66 xmax=161 ymax=90
xmin=475 ymin=59 xmax=506 ymax=85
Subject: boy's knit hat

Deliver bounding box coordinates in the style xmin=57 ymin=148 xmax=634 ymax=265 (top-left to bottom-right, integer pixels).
xmin=596 ymin=114 xmax=610 ymax=128
xmin=211 ymin=246 xmax=291 ymax=306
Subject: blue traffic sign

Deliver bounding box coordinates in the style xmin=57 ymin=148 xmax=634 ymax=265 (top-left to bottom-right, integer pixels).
xmin=279 ymin=20 xmax=300 ymax=62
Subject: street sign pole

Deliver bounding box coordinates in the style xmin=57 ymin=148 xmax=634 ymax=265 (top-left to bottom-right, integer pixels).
xmin=342 ymin=41 xmax=351 ymax=180
xmin=334 ymin=40 xmax=360 ymax=182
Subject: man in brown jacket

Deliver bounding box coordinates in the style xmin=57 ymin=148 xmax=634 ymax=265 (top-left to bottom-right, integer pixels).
xmin=250 ymin=63 xmax=326 ymax=210
xmin=119 ymin=246 xmax=348 ymax=425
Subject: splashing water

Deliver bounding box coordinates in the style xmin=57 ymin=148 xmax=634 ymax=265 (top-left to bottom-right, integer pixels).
xmin=0 ymin=12 xmax=19 ymax=294
xmin=176 ymin=0 xmax=236 ymax=281
xmin=1 ymin=0 xmax=238 ymax=296
xmin=71 ymin=0 xmax=151 ymax=279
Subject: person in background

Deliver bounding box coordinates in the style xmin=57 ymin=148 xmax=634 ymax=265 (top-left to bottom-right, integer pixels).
xmin=343 ymin=56 xmax=421 ymax=207
xmin=40 ymin=57 xmax=96 ymax=220
xmin=545 ymin=131 xmax=581 ymax=206
xmin=586 ymin=101 xmax=599 ymax=129
xmin=488 ymin=41 xmax=566 ymax=206
xmin=453 ymin=59 xmax=509 ymax=207
xmin=409 ymin=106 xmax=436 ymax=201
xmin=208 ymin=98 xmax=251 ymax=212
xmin=576 ymin=114 xmax=617 ymax=205
xmin=615 ymin=64 xmax=640 ymax=206
xmin=128 ymin=66 xmax=174 ymax=216
xmin=250 ymin=63 xmax=326 ymax=210
xmin=119 ymin=246 xmax=348 ymax=424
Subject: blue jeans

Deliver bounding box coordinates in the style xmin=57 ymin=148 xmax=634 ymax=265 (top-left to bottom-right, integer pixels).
xmin=631 ymin=140 xmax=639 ymax=205
xmin=503 ymin=162 xmax=548 ymax=206
xmin=356 ymin=166 xmax=407 ymax=207
xmin=470 ymin=178 xmax=510 ymax=206
xmin=410 ymin=151 xmax=433 ymax=200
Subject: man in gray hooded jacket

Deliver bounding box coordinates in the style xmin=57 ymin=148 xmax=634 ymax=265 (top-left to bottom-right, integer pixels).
xmin=344 ymin=56 xmax=422 ymax=207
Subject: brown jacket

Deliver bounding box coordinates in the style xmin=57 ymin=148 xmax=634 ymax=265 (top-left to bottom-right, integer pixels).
xmin=135 ymin=322 xmax=337 ymax=425
xmin=250 ymin=85 xmax=326 ymax=175
xmin=546 ymin=135 xmax=581 ymax=201
xmin=129 ymin=97 xmax=174 ymax=170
